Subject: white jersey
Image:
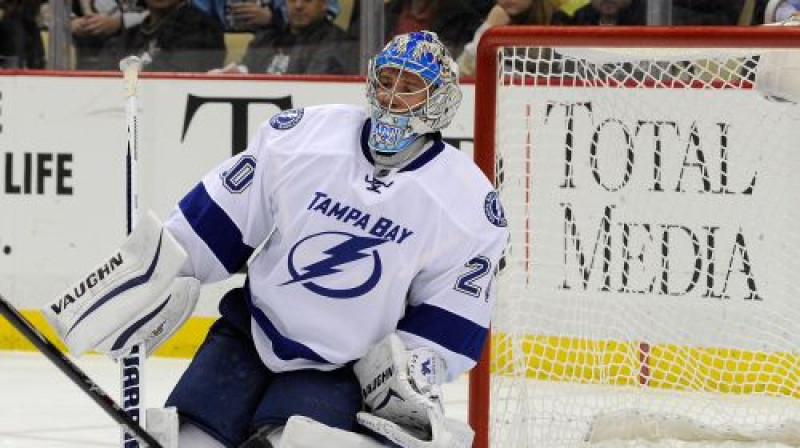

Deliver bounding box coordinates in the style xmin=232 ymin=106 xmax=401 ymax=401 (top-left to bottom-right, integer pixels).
xmin=165 ymin=104 xmax=508 ymax=381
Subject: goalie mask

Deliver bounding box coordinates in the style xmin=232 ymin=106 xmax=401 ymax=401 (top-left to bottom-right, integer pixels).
xmin=366 ymin=31 xmax=462 ymax=156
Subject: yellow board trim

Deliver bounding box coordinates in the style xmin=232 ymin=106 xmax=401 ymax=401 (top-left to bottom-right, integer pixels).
xmin=492 ymin=333 xmax=800 ymax=398
xmin=0 ymin=309 xmax=215 ymax=359
xmin=4 ymin=312 xmax=799 ymax=399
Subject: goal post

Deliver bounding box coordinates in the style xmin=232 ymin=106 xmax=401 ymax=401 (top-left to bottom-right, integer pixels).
xmin=469 ymin=26 xmax=800 ymax=448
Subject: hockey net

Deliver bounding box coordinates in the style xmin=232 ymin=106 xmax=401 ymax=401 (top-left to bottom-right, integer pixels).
xmin=469 ymin=26 xmax=800 ymax=448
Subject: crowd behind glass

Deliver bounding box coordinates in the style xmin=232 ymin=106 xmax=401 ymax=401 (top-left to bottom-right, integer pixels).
xmin=0 ymin=0 xmax=797 ymax=75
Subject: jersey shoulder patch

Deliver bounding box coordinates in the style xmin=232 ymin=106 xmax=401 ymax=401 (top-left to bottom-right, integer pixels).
xmin=484 ymin=190 xmax=507 ymax=228
xmin=270 ymin=108 xmax=305 ymax=130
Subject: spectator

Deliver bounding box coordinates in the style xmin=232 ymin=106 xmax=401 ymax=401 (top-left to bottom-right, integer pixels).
xmin=236 ymin=0 xmax=356 ymax=74
xmin=551 ymin=0 xmax=646 ymax=25
xmin=385 ymin=0 xmax=487 ymax=57
xmin=71 ymin=0 xmax=148 ymax=70
xmin=554 ymin=0 xmax=589 ymax=17
xmin=344 ymin=0 xmax=489 ymax=58
xmin=552 ymin=0 xmax=739 ymax=26
xmin=191 ymin=0 xmax=338 ymax=31
xmin=0 ymin=0 xmax=45 ymax=69
xmin=671 ymin=0 xmax=740 ymax=25
xmin=457 ymin=0 xmax=558 ymax=76
xmin=226 ymin=0 xmax=273 ymax=30
xmin=101 ymin=0 xmax=225 ymax=72
xmin=750 ymin=0 xmax=771 ymax=24
xmin=272 ymin=0 xmax=338 ymax=22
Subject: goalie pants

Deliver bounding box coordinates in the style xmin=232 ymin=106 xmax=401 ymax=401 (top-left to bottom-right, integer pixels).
xmin=165 ymin=287 xmax=363 ymax=448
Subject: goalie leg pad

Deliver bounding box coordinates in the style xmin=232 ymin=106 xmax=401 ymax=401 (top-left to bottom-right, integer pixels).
xmin=42 ymin=211 xmax=189 ymax=356
xmin=147 ymin=407 xmax=180 ymax=448
xmin=357 ymin=410 xmax=474 ymax=448
xmin=178 ymin=423 xmax=227 ymax=448
xmin=279 ymin=416 xmax=384 ymax=448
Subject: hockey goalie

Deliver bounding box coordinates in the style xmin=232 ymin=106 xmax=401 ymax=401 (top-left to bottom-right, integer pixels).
xmin=42 ymin=29 xmax=508 ymax=448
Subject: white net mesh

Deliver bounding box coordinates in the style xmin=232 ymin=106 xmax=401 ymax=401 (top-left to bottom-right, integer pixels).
xmin=488 ymin=44 xmax=800 ymax=447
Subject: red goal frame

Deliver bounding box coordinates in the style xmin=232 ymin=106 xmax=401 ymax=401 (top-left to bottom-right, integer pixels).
xmin=468 ymin=25 xmax=800 ymax=448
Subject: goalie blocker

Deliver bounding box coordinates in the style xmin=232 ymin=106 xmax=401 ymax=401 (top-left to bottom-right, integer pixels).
xmin=42 ymin=211 xmax=200 ymax=358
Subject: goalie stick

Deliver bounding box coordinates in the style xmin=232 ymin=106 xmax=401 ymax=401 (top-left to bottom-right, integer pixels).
xmin=120 ymin=52 xmax=151 ymax=448
xmin=0 ymin=294 xmax=163 ymax=448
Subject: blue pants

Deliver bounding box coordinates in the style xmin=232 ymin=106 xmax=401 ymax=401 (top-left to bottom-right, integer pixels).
xmin=165 ymin=288 xmax=362 ymax=447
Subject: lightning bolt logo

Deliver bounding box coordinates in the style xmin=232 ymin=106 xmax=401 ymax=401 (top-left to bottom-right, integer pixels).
xmin=283 ymin=231 xmax=389 ymax=299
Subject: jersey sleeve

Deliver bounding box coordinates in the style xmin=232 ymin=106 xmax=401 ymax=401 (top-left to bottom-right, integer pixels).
xmin=165 ymin=122 xmax=275 ymax=283
xmin=397 ymin=192 xmax=509 ymax=382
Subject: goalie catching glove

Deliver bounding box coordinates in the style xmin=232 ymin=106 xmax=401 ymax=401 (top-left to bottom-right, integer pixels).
xmin=42 ymin=211 xmax=200 ymax=358
xmin=353 ymin=333 xmax=474 ymax=448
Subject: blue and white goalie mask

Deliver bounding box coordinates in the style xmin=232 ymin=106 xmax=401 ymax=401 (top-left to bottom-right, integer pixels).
xmin=366 ymin=31 xmax=462 ymax=155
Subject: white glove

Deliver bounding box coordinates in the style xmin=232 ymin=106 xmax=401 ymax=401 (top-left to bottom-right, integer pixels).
xmin=353 ymin=334 xmax=474 ymax=448
xmin=279 ymin=415 xmax=385 ymax=448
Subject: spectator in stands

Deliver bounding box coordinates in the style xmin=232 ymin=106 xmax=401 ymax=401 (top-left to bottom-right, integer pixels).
xmin=191 ymin=0 xmax=338 ymax=31
xmin=101 ymin=0 xmax=225 ymax=72
xmin=554 ymin=0 xmax=589 ymax=18
xmin=233 ymin=0 xmax=356 ymax=74
xmin=457 ymin=0 xmax=558 ymax=76
xmin=671 ymin=0 xmax=740 ymax=25
xmin=384 ymin=0 xmax=488 ymax=57
xmin=550 ymin=0 xmax=740 ymax=26
xmin=226 ymin=0 xmax=274 ymax=30
xmin=551 ymin=0 xmax=646 ymax=25
xmin=272 ymin=0 xmax=338 ymax=22
xmin=344 ymin=0 xmax=490 ymax=59
xmin=71 ymin=0 xmax=149 ymax=70
xmin=0 ymin=0 xmax=45 ymax=69
xmin=750 ymin=0 xmax=772 ymax=24
xmin=551 ymin=0 xmax=740 ymax=26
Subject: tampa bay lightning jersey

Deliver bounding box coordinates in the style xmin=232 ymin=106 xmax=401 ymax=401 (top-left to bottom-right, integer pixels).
xmin=165 ymin=104 xmax=508 ymax=381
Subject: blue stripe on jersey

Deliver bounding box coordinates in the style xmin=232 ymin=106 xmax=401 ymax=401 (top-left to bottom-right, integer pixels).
xmin=360 ymin=120 xmax=375 ymax=165
xmin=359 ymin=120 xmax=444 ymax=172
xmin=244 ymin=286 xmax=329 ymax=364
xmin=179 ymin=182 xmax=255 ymax=274
xmin=397 ymin=303 xmax=487 ymax=362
